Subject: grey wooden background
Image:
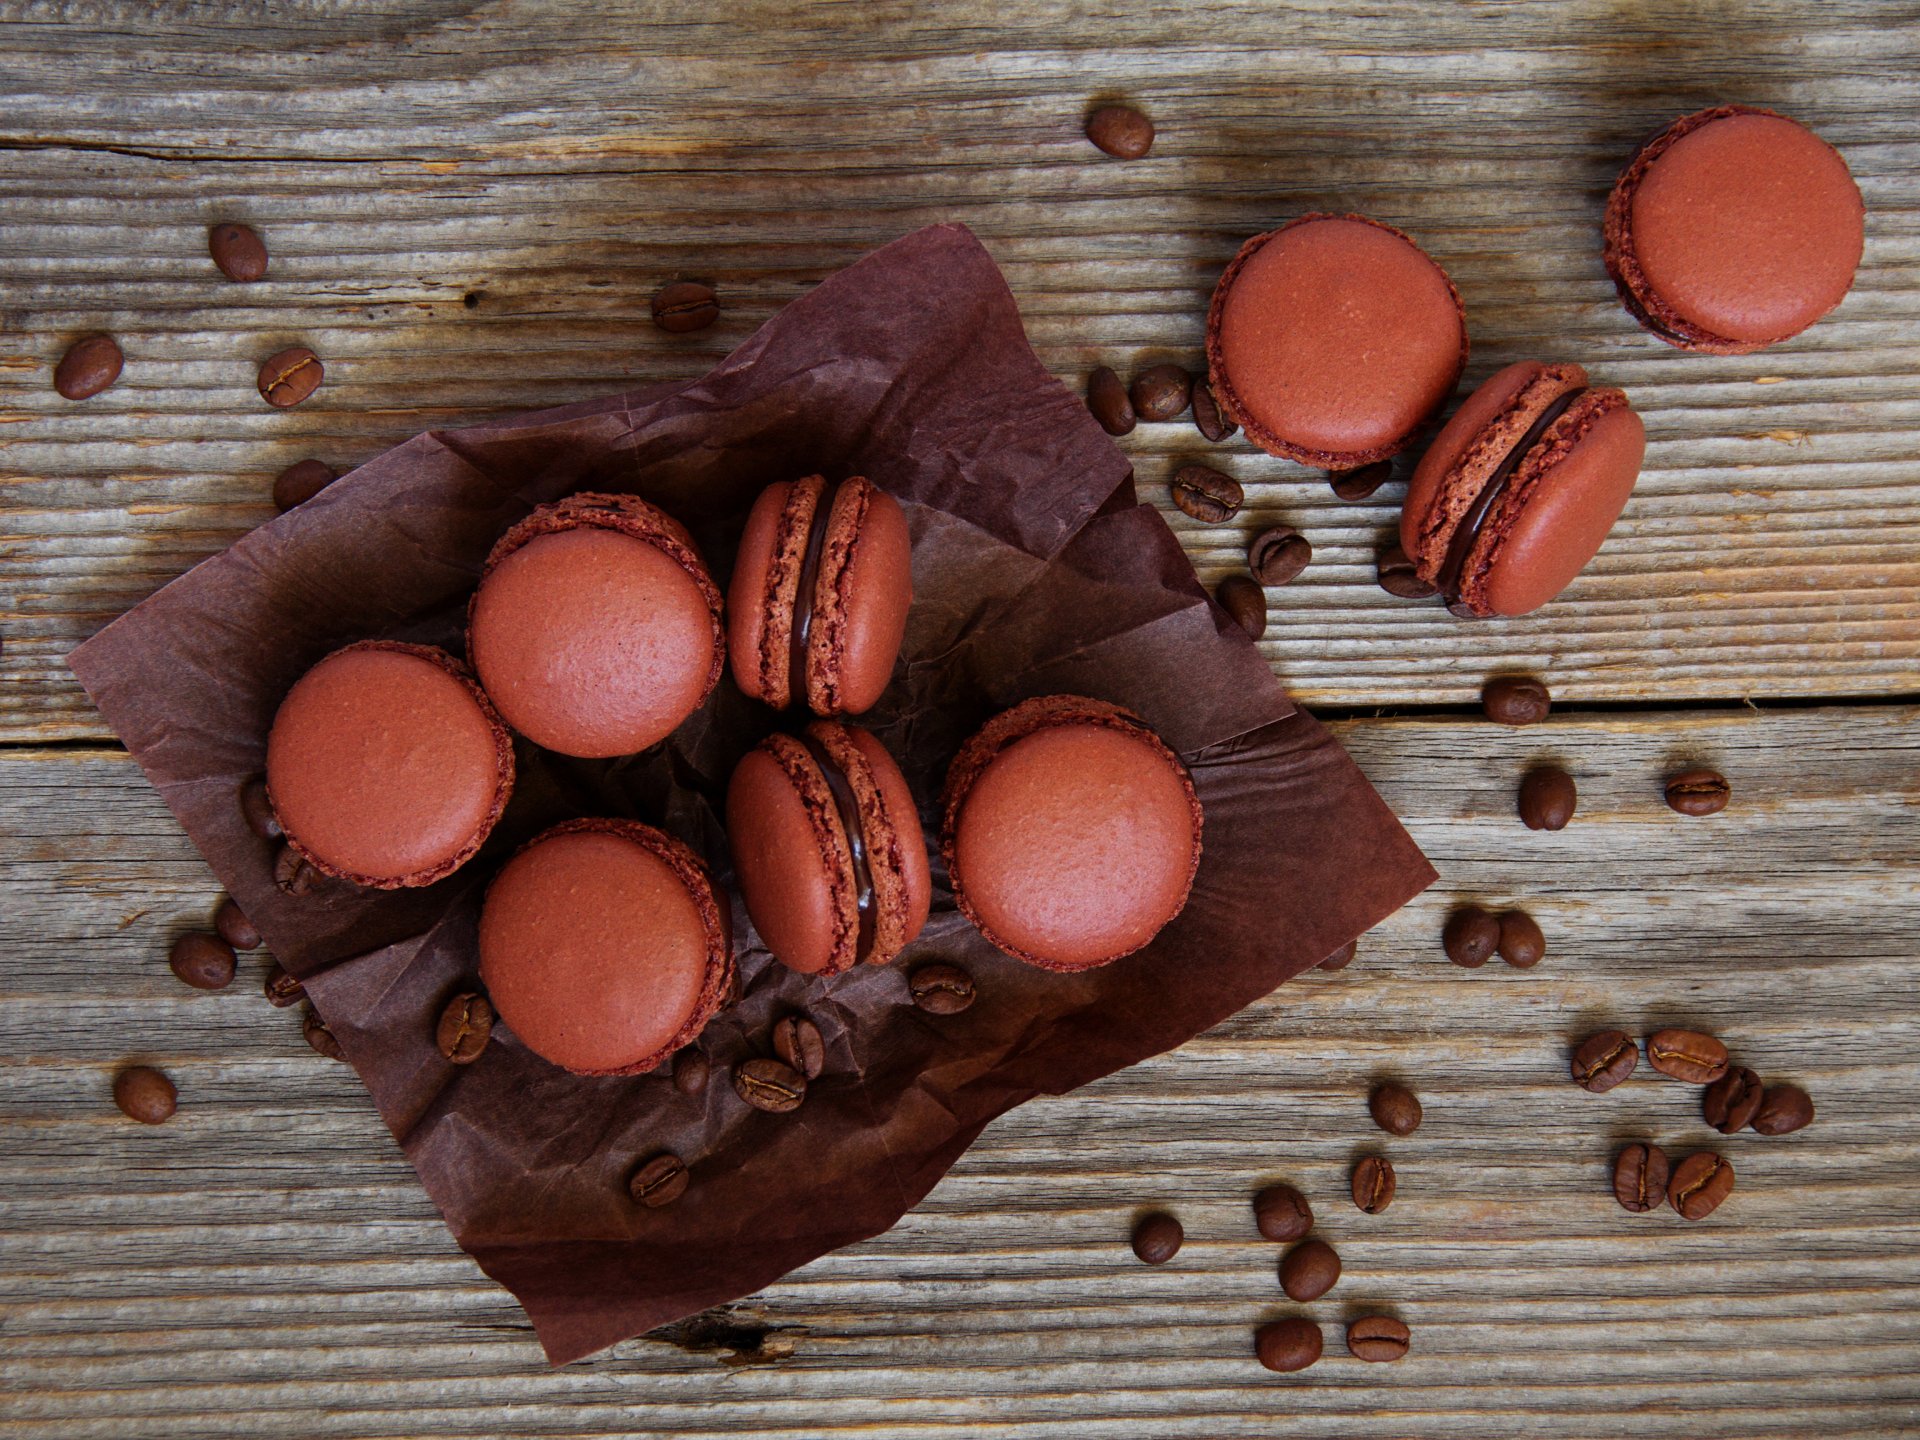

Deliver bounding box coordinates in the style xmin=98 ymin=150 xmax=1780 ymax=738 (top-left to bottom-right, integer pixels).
xmin=2 ymin=1 xmax=1917 ymax=1436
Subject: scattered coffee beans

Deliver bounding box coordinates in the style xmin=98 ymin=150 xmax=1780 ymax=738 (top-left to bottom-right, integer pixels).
xmin=1752 ymin=1083 xmax=1814 ymax=1136
xmin=208 ymin=222 xmax=268 ymax=282
xmin=1518 ymin=765 xmax=1577 ymax=831
xmin=1130 ymin=364 xmax=1191 ymax=421
xmin=1279 ymin=1238 xmax=1341 ymax=1301
xmin=1131 ymin=1212 xmax=1184 ymax=1265
xmin=1255 ymin=1317 xmax=1322 ymax=1373
xmin=908 ymin=963 xmax=975 ymax=1015
xmin=114 ymin=1066 xmax=177 ymax=1124
xmin=1665 ymin=767 xmax=1731 ymax=817
xmin=55 ymin=334 xmax=123 ymax=400
xmin=1317 ymin=940 xmax=1357 ymax=972
xmin=169 ymin=931 xmax=236 ymax=991
xmin=1253 ymin=1184 xmax=1314 ymax=1243
xmin=1086 ymin=366 xmax=1136 ymax=435
xmin=1442 ymin=906 xmax=1500 ymax=968
xmin=1646 ymin=1028 xmax=1729 ymax=1085
xmin=1613 ymin=1142 xmax=1670 ymax=1213
xmin=257 ymin=346 xmax=323 ymax=408
xmin=1329 ymin=461 xmax=1392 ymax=501
xmin=650 ymin=280 xmax=719 ymax=333
xmin=1346 ymin=1315 xmax=1410 ymax=1362
xmin=273 ymin=843 xmax=320 ymax=896
xmin=214 ymin=897 xmax=261 ymax=951
xmin=1369 ymin=1082 xmax=1422 ymax=1136
xmin=772 ymin=1014 xmax=826 ymax=1080
xmin=303 ymin=1006 xmax=346 ymax=1061
xmin=1217 ymin=575 xmax=1267 ymax=641
xmin=1191 ymin=381 xmax=1236 ymax=442
xmin=263 ymin=962 xmax=304 ymax=1008
xmin=1702 ymin=1066 xmax=1763 ymax=1133
xmin=436 ymin=992 xmax=494 ymax=1065
xmin=672 ymin=1048 xmax=711 ymax=1096
xmin=240 ymin=778 xmax=282 ymax=840
xmin=1376 ymin=541 xmax=1437 ymax=599
xmin=1351 ymin=1155 xmax=1396 ymax=1214
xmin=1668 ymin=1152 xmax=1734 ymax=1220
xmin=629 ymin=1152 xmax=690 ymax=1208
xmin=1249 ymin=526 xmax=1311 ymax=587
xmin=1496 ymin=909 xmax=1545 ymax=968
xmin=734 ymin=1057 xmax=806 ymax=1113
xmin=1571 ymin=1029 xmax=1638 ymax=1093
xmin=273 ymin=458 xmax=337 ymax=512
xmin=1170 ymin=464 xmax=1242 ymax=523
xmin=1085 ymin=104 xmax=1154 ymax=159
xmin=1482 ymin=675 xmax=1551 ymax=726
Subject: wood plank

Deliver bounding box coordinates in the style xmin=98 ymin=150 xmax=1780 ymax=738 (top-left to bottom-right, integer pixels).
xmin=3 ymin=705 xmax=1917 ymax=1436
xmin=3 ymin=2 xmax=1920 ymax=741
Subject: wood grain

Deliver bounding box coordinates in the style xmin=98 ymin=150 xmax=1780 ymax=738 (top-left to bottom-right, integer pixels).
xmin=3 ymin=706 xmax=1917 ymax=1437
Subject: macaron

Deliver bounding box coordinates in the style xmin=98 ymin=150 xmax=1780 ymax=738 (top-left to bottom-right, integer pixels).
xmin=1205 ymin=214 xmax=1468 ymax=468
xmin=1604 ymin=105 xmax=1865 ymax=353
xmin=726 ymin=721 xmax=931 ymax=976
xmin=941 ymin=696 xmax=1202 ymax=972
xmin=478 ymin=818 xmax=733 ymax=1076
xmin=727 ymin=474 xmax=912 ymax=716
xmin=1400 ymin=360 xmax=1646 ymax=618
xmin=265 ymin=641 xmax=514 ymax=888
xmin=468 ymin=492 xmax=724 ymax=758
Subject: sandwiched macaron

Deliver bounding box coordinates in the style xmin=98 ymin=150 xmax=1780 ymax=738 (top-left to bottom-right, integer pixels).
xmin=728 ymin=474 xmax=912 ymax=716
xmin=468 ymin=493 xmax=724 ymax=758
xmin=478 ymin=818 xmax=733 ymax=1076
xmin=1400 ymin=360 xmax=1646 ymax=619
xmin=1205 ymin=214 xmax=1468 ymax=469
xmin=941 ymin=696 xmax=1202 ymax=972
xmin=266 ymin=642 xmax=514 ymax=889
xmin=726 ymin=721 xmax=931 ymax=976
xmin=1604 ymin=105 xmax=1865 ymax=353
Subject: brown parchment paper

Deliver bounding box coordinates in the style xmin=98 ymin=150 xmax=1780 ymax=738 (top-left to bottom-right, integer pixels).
xmin=69 ymin=223 xmax=1436 ymax=1365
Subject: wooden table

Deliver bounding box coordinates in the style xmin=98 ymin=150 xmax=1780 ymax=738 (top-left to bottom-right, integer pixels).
xmin=3 ymin=3 xmax=1917 ymax=1435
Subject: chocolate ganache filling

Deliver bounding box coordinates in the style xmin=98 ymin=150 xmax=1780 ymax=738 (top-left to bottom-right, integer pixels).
xmin=796 ymin=731 xmax=876 ymax=963
xmin=787 ymin=478 xmax=843 ymax=708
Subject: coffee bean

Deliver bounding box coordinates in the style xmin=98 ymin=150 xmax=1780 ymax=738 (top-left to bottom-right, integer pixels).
xmin=208 ymin=222 xmax=268 ymax=282
xmin=1329 ymin=461 xmax=1392 ymax=501
xmin=1702 ymin=1066 xmax=1763 ymax=1133
xmin=1497 ymin=909 xmax=1545 ymax=968
xmin=1351 ymin=1155 xmax=1396 ymax=1214
xmin=303 ymin=1006 xmax=346 ymax=1061
xmin=1571 ymin=1029 xmax=1638 ymax=1093
xmin=436 ymin=991 xmax=494 ymax=1065
xmin=1131 ymin=1212 xmax=1183 ymax=1264
xmin=1369 ymin=1082 xmax=1422 ymax=1136
xmin=1217 ymin=575 xmax=1267 ymax=641
xmin=1752 ymin=1083 xmax=1814 ymax=1135
xmin=1612 ymin=1142 xmax=1671 ymax=1213
xmin=1646 ymin=1028 xmax=1729 ymax=1085
xmin=1442 ymin=906 xmax=1500 ymax=968
xmin=1130 ymin=364 xmax=1192 ymax=422
xmin=771 ymin=1014 xmax=826 ymax=1080
xmin=214 ymin=897 xmax=261 ymax=951
xmin=1317 ymin=939 xmax=1357 ymax=972
xmin=273 ymin=843 xmax=321 ymax=896
xmin=263 ymin=962 xmax=305 ymax=1008
xmin=1518 ymin=765 xmax=1577 ymax=831
xmin=1482 ymin=675 xmax=1551 ymax=726
xmin=114 ymin=1066 xmax=177 ymax=1124
xmin=1085 ymin=104 xmax=1153 ymax=159
xmin=651 ymin=280 xmax=719 ymax=334
xmin=1170 ymin=464 xmax=1243 ymax=523
xmin=628 ymin=1152 xmax=690 ymax=1208
xmin=1086 ymin=366 xmax=1136 ymax=436
xmin=1253 ymin=1183 xmax=1313 ymax=1243
xmin=734 ymin=1057 xmax=806 ymax=1113
xmin=1665 ymin=767 xmax=1731 ymax=817
xmin=1278 ymin=1238 xmax=1341 ymax=1301
xmin=169 ymin=931 xmax=236 ymax=991
xmin=55 ymin=335 xmax=123 ymax=400
xmin=1191 ymin=381 xmax=1236 ymax=442
xmin=273 ymin=458 xmax=336 ymax=511
xmin=1668 ymin=1152 xmax=1734 ymax=1220
xmin=1255 ymin=1317 xmax=1322 ymax=1373
xmin=1249 ymin=526 xmax=1311 ymax=587
xmin=240 ymin=778 xmax=282 ymax=840
xmin=1376 ymin=541 xmax=1437 ymax=599
xmin=908 ymin=963 xmax=975 ymax=1015
xmin=257 ymin=346 xmax=323 ymax=407
xmin=1346 ymin=1315 xmax=1410 ymax=1363
xmin=672 ymin=1048 xmax=711 ymax=1096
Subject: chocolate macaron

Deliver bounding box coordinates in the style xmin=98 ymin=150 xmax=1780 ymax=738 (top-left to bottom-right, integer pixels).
xmin=1206 ymin=214 xmax=1467 ymax=468
xmin=1604 ymin=105 xmax=1864 ymax=353
xmin=479 ymin=818 xmax=733 ymax=1076
xmin=941 ymin=696 xmax=1202 ymax=972
xmin=1400 ymin=361 xmax=1645 ymax=618
xmin=726 ymin=721 xmax=930 ymax=975
xmin=266 ymin=641 xmax=514 ymax=888
xmin=728 ymin=474 xmax=912 ymax=716
xmin=469 ymin=493 xmax=724 ymax=758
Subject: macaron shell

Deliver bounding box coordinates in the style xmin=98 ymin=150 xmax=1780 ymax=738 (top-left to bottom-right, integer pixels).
xmin=726 ymin=478 xmax=805 ymax=708
xmin=843 ymin=724 xmax=931 ymax=947
xmin=809 ymin=480 xmax=911 ymax=716
xmin=726 ymin=744 xmax=845 ymax=976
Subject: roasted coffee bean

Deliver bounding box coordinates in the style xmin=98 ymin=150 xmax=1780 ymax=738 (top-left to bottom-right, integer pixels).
xmin=1317 ymin=939 xmax=1357 ymax=972
xmin=1255 ymin=1317 xmax=1322 ymax=1373
xmin=114 ymin=1066 xmax=177 ymax=1124
xmin=772 ymin=1014 xmax=826 ymax=1080
xmin=1497 ymin=909 xmax=1546 ymax=968
xmin=436 ymin=992 xmax=494 ymax=1064
xmin=650 ymin=280 xmax=719 ymax=334
xmin=1646 ymin=1028 xmax=1729 ymax=1085
xmin=1191 ymin=381 xmax=1236 ymax=442
xmin=672 ymin=1048 xmax=711 ymax=1096
xmin=1665 ymin=767 xmax=1731 ymax=817
xmin=1702 ymin=1066 xmax=1763 ymax=1133
xmin=1351 ymin=1155 xmax=1396 ymax=1214
xmin=1612 ymin=1142 xmax=1670 ymax=1213
xmin=1329 ymin=461 xmax=1392 ymax=501
xmin=628 ymin=1152 xmax=690 ymax=1208
xmin=1375 ymin=541 xmax=1436 ymax=599
xmin=263 ymin=962 xmax=305 ymax=1008
xmin=257 ymin=346 xmax=323 ymax=407
xmin=1442 ymin=906 xmax=1500 ymax=968
xmin=734 ymin=1057 xmax=806 ymax=1113
xmin=240 ymin=778 xmax=282 ymax=840
xmin=1668 ymin=1152 xmax=1734 ymax=1220
xmin=1170 ymin=464 xmax=1243 ymax=523
xmin=1086 ymin=366 xmax=1136 ymax=436
xmin=1518 ymin=765 xmax=1577 ymax=831
xmin=1217 ymin=575 xmax=1267 ymax=641
xmin=1571 ymin=1029 xmax=1638 ymax=1093
xmin=214 ymin=897 xmax=261 ymax=951
xmin=303 ymin=1006 xmax=346 ymax=1061
xmin=908 ymin=963 xmax=975 ymax=1015
xmin=1085 ymin=104 xmax=1154 ymax=159
xmin=1369 ymin=1082 xmax=1422 ymax=1136
xmin=1346 ymin=1315 xmax=1410 ymax=1363
xmin=1278 ymin=1238 xmax=1341 ymax=1301
xmin=1753 ymin=1083 xmax=1814 ymax=1136
xmin=169 ymin=931 xmax=236 ymax=991
xmin=1253 ymin=1183 xmax=1313 ymax=1243
xmin=273 ymin=458 xmax=337 ymax=511
xmin=273 ymin=843 xmax=320 ymax=896
xmin=1249 ymin=526 xmax=1312 ymax=587
xmin=208 ymin=222 xmax=268 ymax=282
xmin=55 ymin=334 xmax=123 ymax=400
xmin=1482 ymin=675 xmax=1551 ymax=726
xmin=1130 ymin=364 xmax=1192 ymax=422
xmin=1131 ymin=1212 xmax=1184 ymax=1265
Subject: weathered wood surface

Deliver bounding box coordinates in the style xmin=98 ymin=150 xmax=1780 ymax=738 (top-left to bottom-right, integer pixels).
xmin=3 ymin=706 xmax=1918 ymax=1437
xmin=3 ymin=2 xmax=1920 ymax=742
